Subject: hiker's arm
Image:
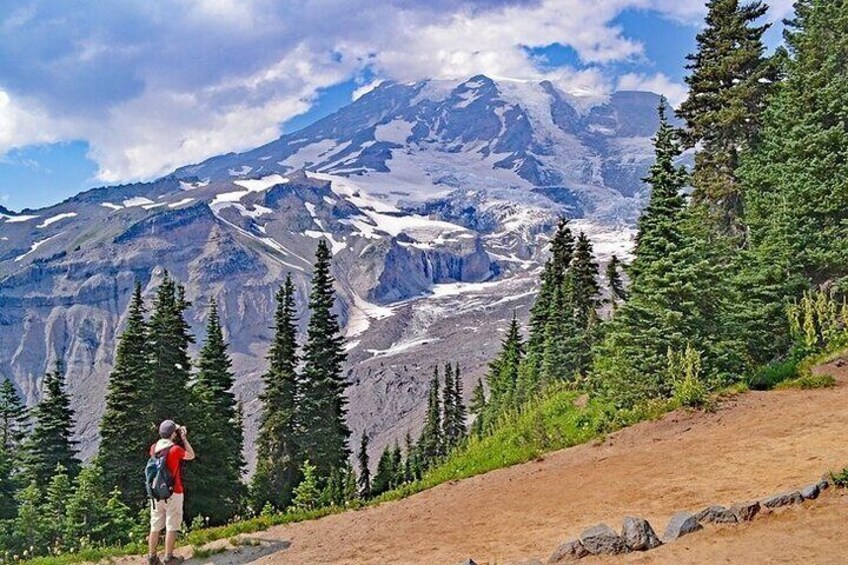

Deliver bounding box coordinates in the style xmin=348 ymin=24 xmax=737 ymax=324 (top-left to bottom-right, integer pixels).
xmin=181 ymin=429 xmax=196 ymax=461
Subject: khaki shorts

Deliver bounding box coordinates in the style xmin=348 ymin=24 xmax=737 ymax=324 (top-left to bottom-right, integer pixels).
xmin=150 ymin=493 xmax=184 ymax=532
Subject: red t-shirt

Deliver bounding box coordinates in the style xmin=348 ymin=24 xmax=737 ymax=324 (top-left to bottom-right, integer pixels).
xmin=150 ymin=443 xmax=187 ymax=494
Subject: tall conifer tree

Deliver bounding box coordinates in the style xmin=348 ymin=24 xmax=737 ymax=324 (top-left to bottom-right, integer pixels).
xmin=299 ymin=240 xmax=350 ymax=484
xmin=605 ymin=255 xmax=627 ymax=309
xmin=678 ymin=0 xmax=777 ymax=233
xmin=21 ymin=361 xmax=80 ymax=485
xmin=357 ymin=433 xmax=371 ymax=498
xmin=99 ymin=283 xmax=152 ymax=508
xmin=418 ymin=368 xmax=442 ymax=469
xmin=252 ymin=276 xmax=301 ymax=511
xmin=187 ymin=300 xmax=245 ymax=524
xmin=469 ymin=379 xmax=487 ymax=437
xmin=148 ymin=273 xmax=194 ymax=425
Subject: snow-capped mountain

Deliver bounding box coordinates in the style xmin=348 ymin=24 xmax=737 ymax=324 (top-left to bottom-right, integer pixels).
xmin=0 ymin=75 xmax=656 ymax=463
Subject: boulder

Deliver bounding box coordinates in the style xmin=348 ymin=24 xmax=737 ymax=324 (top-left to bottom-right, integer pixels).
xmin=730 ymin=501 xmax=761 ymax=522
xmin=695 ymin=505 xmax=738 ymax=524
xmin=621 ymin=517 xmax=662 ymax=551
xmin=800 ymin=484 xmax=821 ymax=500
xmin=818 ymin=478 xmax=830 ymax=492
xmin=579 ymin=524 xmax=628 ymax=555
xmin=547 ymin=539 xmax=589 ymax=563
xmin=663 ymin=512 xmax=703 ymax=542
xmin=762 ymin=491 xmax=804 ymax=509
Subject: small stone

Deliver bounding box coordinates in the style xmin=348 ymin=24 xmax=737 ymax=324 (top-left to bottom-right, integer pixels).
xmin=547 ymin=539 xmax=589 ymax=563
xmin=663 ymin=512 xmax=703 ymax=542
xmin=762 ymin=491 xmax=804 ymax=508
xmin=818 ymin=476 xmax=831 ymax=491
xmin=730 ymin=501 xmax=761 ymax=522
xmin=621 ymin=517 xmax=662 ymax=551
xmin=458 ymin=560 xmax=478 ymax=565
xmin=800 ymin=484 xmax=820 ymax=500
xmin=579 ymin=524 xmax=628 ymax=555
xmin=695 ymin=505 xmax=738 ymax=524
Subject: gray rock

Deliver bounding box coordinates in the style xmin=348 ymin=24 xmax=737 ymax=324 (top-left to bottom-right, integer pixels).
xmin=695 ymin=505 xmax=738 ymax=524
xmin=762 ymin=491 xmax=804 ymax=508
xmin=547 ymin=539 xmax=589 ymax=563
xmin=663 ymin=512 xmax=703 ymax=542
xmin=458 ymin=560 xmax=478 ymax=565
xmin=621 ymin=517 xmax=662 ymax=551
xmin=800 ymin=484 xmax=820 ymax=500
xmin=579 ymin=524 xmax=628 ymax=555
xmin=730 ymin=501 xmax=761 ymax=522
xmin=818 ymin=478 xmax=830 ymax=491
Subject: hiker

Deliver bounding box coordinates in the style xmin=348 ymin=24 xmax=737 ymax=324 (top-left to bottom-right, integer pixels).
xmin=147 ymin=419 xmax=196 ymax=565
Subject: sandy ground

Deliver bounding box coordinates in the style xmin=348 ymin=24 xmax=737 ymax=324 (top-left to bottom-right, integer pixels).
xmin=180 ymin=359 xmax=848 ymax=565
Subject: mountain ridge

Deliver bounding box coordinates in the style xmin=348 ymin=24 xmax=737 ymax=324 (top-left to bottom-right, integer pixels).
xmin=0 ymin=73 xmax=653 ymax=465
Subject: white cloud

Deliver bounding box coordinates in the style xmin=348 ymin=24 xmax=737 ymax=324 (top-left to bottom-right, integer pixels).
xmin=617 ymin=72 xmax=688 ymax=107
xmin=0 ymin=0 xmax=798 ymax=184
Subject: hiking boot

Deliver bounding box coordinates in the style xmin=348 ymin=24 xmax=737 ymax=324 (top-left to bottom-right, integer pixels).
xmin=163 ymin=556 xmax=185 ymax=565
xmin=147 ymin=556 xmax=164 ymax=565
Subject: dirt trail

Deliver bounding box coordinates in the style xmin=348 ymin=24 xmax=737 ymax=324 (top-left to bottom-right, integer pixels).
xmin=203 ymin=360 xmax=848 ymax=564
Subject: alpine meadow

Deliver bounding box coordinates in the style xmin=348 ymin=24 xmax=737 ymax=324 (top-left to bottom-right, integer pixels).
xmin=0 ymin=0 xmax=847 ymax=563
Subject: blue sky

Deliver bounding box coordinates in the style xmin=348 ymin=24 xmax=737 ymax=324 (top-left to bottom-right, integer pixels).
xmin=0 ymin=0 xmax=793 ymax=211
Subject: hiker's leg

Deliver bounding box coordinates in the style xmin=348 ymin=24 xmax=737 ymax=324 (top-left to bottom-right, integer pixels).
xmin=150 ymin=500 xmax=166 ymax=556
xmin=148 ymin=530 xmax=160 ymax=556
xmin=165 ymin=530 xmax=178 ymax=556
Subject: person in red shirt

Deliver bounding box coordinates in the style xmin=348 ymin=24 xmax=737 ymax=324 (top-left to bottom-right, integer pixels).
xmin=147 ymin=420 xmax=195 ymax=565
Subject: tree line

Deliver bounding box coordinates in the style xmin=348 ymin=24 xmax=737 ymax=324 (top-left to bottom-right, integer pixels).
xmin=470 ymin=0 xmax=847 ymax=430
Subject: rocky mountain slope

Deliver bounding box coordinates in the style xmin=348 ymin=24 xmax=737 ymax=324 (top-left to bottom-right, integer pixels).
xmin=0 ymin=75 xmax=658 ymax=462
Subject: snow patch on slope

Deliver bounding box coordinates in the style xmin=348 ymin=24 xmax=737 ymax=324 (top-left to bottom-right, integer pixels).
xmin=36 ymin=213 xmax=77 ymax=228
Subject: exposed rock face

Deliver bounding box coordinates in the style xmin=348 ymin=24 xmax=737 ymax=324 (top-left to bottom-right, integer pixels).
xmin=762 ymin=491 xmax=804 ymax=509
xmin=663 ymin=512 xmax=703 ymax=542
xmin=695 ymin=505 xmax=738 ymax=524
xmin=730 ymin=501 xmax=761 ymax=522
xmin=621 ymin=517 xmax=662 ymax=550
xmin=800 ymin=484 xmax=820 ymax=500
xmin=579 ymin=524 xmax=628 ymax=555
xmin=0 ymin=74 xmax=654 ymax=466
xmin=548 ymin=540 xmax=589 ymax=563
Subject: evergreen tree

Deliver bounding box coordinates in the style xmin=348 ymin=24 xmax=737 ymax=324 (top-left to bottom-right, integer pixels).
xmin=540 ymin=280 xmax=581 ymax=384
xmin=0 ymin=376 xmax=28 ymax=451
xmin=290 ymin=460 xmax=320 ymax=511
xmin=593 ymin=103 xmax=745 ymax=406
xmin=96 ymin=488 xmax=134 ymax=546
xmin=148 ymin=273 xmax=194 ymax=425
xmin=298 ymin=240 xmax=350 ymax=484
xmin=65 ymin=463 xmax=109 ymax=546
xmin=605 ymin=255 xmax=627 ymax=309
xmin=678 ymin=0 xmax=778 ymax=233
xmin=0 ymin=444 xmax=17 ymax=520
xmin=468 ymin=379 xmax=487 ymax=437
xmin=452 ymin=364 xmax=467 ymax=440
xmin=570 ymin=232 xmax=601 ymax=374
xmin=740 ymin=0 xmax=848 ymax=291
xmin=44 ymin=464 xmax=72 ymax=548
xmin=187 ymin=300 xmax=245 ymax=524
xmin=390 ymin=442 xmax=404 ymax=488
xmin=403 ymin=432 xmax=418 ymax=482
xmin=441 ymin=363 xmax=463 ymax=452
xmin=357 ymin=433 xmax=371 ymax=498
xmin=21 ymin=361 xmax=80 ymax=485
xmin=12 ymin=481 xmax=46 ymax=552
xmin=252 ymin=275 xmax=301 ymax=511
xmin=370 ymin=447 xmax=395 ymax=496
xmin=487 ymin=315 xmax=525 ymax=413
xmin=99 ymin=282 xmax=152 ymax=508
xmin=418 ymin=368 xmax=443 ymax=469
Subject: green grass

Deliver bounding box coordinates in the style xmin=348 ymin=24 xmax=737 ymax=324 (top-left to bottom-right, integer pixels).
xmin=775 ymin=373 xmax=837 ymax=390
xmin=830 ymin=467 xmax=848 ymax=488
xmin=190 ymin=545 xmax=226 ymax=559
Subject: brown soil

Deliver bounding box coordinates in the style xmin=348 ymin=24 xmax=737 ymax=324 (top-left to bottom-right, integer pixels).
xmin=189 ymin=359 xmax=848 ymax=564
